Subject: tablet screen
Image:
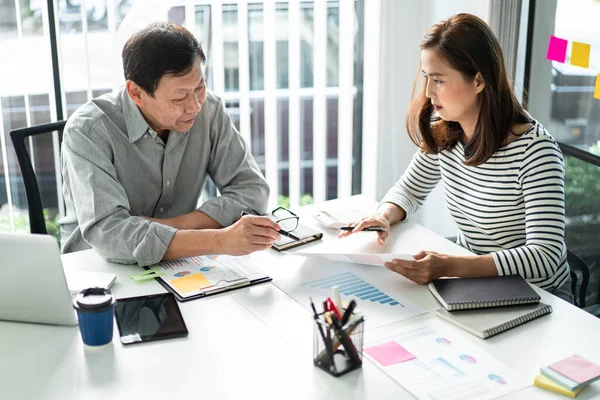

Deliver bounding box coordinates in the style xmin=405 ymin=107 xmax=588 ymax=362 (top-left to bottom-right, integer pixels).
xmin=114 ymin=292 xmax=188 ymax=344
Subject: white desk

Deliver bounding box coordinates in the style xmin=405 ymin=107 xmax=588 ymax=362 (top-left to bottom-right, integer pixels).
xmin=2 ymin=195 xmax=600 ymax=399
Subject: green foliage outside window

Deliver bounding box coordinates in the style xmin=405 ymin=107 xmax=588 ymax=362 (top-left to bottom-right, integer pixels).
xmin=563 ymin=142 xmax=600 ymax=259
xmin=0 ymin=208 xmax=61 ymax=245
xmin=563 ymin=142 xmax=600 ymax=217
xmin=0 ymin=213 xmax=29 ymax=234
xmin=44 ymin=209 xmax=61 ymax=245
xmin=277 ymin=194 xmax=314 ymax=209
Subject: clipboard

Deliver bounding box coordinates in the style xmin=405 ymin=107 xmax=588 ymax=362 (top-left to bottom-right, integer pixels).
xmin=143 ymin=255 xmax=272 ymax=302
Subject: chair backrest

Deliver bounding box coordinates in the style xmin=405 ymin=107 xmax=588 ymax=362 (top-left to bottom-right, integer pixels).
xmin=559 ymin=141 xmax=600 ymax=308
xmin=9 ymin=121 xmax=66 ymax=236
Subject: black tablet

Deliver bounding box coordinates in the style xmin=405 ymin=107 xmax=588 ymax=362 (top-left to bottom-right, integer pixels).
xmin=114 ymin=292 xmax=188 ymax=345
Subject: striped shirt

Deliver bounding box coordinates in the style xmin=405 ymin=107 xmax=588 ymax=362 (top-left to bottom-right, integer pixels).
xmin=381 ymin=122 xmax=569 ymax=290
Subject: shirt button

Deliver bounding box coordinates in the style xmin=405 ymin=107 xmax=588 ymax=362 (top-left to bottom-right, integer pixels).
xmin=166 ymin=180 xmax=171 ymax=186
xmin=160 ymin=207 xmax=164 ymax=212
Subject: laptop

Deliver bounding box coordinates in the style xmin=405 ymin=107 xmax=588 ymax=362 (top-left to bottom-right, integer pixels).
xmin=0 ymin=233 xmax=115 ymax=326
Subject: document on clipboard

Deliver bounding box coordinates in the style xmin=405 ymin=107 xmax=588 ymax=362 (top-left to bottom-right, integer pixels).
xmin=146 ymin=255 xmax=271 ymax=302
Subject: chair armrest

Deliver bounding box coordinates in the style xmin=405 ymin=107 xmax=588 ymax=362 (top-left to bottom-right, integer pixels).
xmin=584 ymin=304 xmax=600 ymax=318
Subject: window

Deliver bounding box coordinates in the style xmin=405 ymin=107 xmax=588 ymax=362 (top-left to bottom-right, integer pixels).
xmin=527 ymin=0 xmax=600 ymax=282
xmin=528 ymin=0 xmax=600 ymax=155
xmin=0 ymin=0 xmax=364 ymax=233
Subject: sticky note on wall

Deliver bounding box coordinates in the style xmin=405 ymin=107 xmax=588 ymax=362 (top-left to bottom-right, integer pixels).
xmin=595 ymin=75 xmax=600 ymax=100
xmin=571 ymin=42 xmax=591 ymax=68
xmin=547 ymin=35 xmax=568 ymax=63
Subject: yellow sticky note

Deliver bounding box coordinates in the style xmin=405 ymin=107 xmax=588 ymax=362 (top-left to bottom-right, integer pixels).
xmin=571 ymin=41 xmax=590 ymax=68
xmin=595 ymin=75 xmax=600 ymax=99
xmin=170 ymin=273 xmax=211 ymax=294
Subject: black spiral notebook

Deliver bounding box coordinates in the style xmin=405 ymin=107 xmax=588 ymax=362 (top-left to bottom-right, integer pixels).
xmin=428 ymin=275 xmax=540 ymax=311
xmin=435 ymin=303 xmax=552 ymax=339
xmin=271 ymin=223 xmax=323 ymax=251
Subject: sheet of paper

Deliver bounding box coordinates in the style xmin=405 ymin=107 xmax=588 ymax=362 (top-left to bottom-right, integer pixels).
xmin=152 ymin=255 xmax=267 ymax=298
xmin=363 ymin=320 xmax=528 ymax=400
xmin=274 ymin=265 xmax=426 ymax=329
xmin=65 ymin=270 xmax=116 ymax=296
xmin=287 ymin=252 xmax=414 ymax=266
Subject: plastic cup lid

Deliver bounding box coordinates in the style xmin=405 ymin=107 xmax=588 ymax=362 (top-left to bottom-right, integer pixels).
xmin=74 ymin=287 xmax=115 ymax=311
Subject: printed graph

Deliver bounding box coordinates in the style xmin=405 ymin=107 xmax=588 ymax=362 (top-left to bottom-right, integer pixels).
xmin=301 ymin=271 xmax=403 ymax=307
xmin=160 ymin=256 xmax=205 ymax=270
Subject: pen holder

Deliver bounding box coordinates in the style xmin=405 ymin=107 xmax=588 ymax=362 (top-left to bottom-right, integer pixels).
xmin=313 ymin=313 xmax=364 ymax=377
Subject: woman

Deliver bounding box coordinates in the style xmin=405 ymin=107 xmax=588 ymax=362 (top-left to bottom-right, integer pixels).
xmin=340 ymin=14 xmax=572 ymax=302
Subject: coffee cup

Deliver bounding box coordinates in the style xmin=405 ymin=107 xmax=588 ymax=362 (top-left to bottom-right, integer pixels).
xmin=73 ymin=287 xmax=116 ymax=346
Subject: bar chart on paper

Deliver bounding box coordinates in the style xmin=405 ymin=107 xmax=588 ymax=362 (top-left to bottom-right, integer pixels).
xmin=275 ymin=269 xmax=426 ymax=329
xmin=302 ymin=271 xmax=402 ymax=306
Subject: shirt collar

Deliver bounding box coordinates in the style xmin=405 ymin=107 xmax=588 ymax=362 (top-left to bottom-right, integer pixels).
xmin=121 ymin=87 xmax=155 ymax=143
xmin=120 ymin=87 xmax=191 ymax=142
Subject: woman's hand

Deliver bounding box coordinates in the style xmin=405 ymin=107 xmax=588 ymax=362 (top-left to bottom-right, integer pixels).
xmin=384 ymin=250 xmax=452 ymax=284
xmin=337 ymin=213 xmax=391 ymax=245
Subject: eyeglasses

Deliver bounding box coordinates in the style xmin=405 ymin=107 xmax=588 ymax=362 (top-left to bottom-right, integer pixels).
xmin=271 ymin=206 xmax=304 ymax=241
xmin=272 ymin=206 xmax=299 ymax=232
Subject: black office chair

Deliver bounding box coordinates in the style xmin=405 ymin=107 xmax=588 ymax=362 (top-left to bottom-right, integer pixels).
xmin=559 ymin=141 xmax=600 ymax=316
xmin=9 ymin=121 xmax=66 ymax=237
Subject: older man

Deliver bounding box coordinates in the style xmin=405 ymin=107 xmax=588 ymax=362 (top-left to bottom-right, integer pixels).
xmin=60 ymin=22 xmax=280 ymax=265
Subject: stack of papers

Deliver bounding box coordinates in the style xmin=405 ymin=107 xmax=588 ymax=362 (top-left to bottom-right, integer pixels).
xmin=534 ymin=354 xmax=600 ymax=397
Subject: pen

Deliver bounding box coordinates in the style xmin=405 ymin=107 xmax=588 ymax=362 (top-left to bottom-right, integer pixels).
xmin=330 ymin=313 xmax=362 ymax=366
xmin=340 ymin=299 xmax=357 ymax=326
xmin=326 ymin=297 xmax=342 ymax=321
xmin=240 ymin=210 xmax=303 ymax=242
xmin=316 ymin=313 xmax=363 ymax=363
xmin=339 ymin=226 xmax=385 ymax=232
xmin=310 ymin=297 xmax=333 ymax=364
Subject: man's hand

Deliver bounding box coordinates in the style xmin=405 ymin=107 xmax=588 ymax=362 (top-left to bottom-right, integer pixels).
xmin=384 ymin=250 xmax=451 ymax=284
xmin=337 ymin=213 xmax=391 ymax=245
xmin=216 ymin=215 xmax=281 ymax=255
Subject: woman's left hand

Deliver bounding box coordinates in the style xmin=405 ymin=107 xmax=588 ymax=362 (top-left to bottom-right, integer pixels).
xmin=384 ymin=250 xmax=452 ymax=284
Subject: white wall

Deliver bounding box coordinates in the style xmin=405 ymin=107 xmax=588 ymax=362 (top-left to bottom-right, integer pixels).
xmin=371 ymin=0 xmax=490 ymax=238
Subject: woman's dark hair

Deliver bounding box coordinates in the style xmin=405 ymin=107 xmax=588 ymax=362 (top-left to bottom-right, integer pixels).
xmin=406 ymin=13 xmax=532 ymax=166
xmin=122 ymin=22 xmax=206 ymax=97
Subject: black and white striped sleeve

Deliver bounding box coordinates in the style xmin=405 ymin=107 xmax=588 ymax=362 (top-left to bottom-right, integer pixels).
xmin=491 ymin=134 xmax=567 ymax=283
xmin=380 ymin=150 xmax=442 ymax=216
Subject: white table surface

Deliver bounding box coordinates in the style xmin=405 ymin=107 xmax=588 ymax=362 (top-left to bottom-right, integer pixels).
xmin=1 ymin=195 xmax=599 ymax=400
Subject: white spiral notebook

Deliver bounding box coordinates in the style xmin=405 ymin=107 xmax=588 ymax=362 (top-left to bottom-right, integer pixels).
xmin=435 ymin=302 xmax=552 ymax=339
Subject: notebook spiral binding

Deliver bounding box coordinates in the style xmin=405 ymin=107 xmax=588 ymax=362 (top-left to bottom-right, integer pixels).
xmin=487 ymin=305 xmax=552 ymax=337
xmin=452 ymin=298 xmax=539 ymax=310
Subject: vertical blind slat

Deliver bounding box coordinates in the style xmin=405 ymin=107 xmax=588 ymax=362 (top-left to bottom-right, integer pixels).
xmin=312 ymin=0 xmax=327 ymax=203
xmin=0 ymin=100 xmax=15 ymax=233
xmin=80 ymin=0 xmax=93 ymax=102
xmin=237 ymin=2 xmax=252 ymax=145
xmin=360 ymin=0 xmax=380 ymax=199
xmin=288 ymin=0 xmax=301 ymax=207
xmin=263 ymin=0 xmax=279 ymax=206
xmin=210 ymin=1 xmax=226 ymax=96
xmin=337 ymin=0 xmax=355 ymax=199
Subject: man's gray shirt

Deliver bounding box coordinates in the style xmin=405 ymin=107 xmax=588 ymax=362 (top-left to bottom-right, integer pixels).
xmin=60 ymin=87 xmax=269 ymax=266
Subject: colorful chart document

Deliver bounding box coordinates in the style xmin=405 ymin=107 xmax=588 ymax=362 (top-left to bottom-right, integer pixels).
xmin=363 ymin=320 xmax=528 ymax=400
xmin=274 ymin=266 xmax=426 ymax=329
xmin=150 ymin=255 xmax=271 ymax=301
xmin=288 ymin=252 xmax=414 ymax=266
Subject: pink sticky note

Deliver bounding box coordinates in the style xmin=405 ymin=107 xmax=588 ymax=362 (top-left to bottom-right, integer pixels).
xmin=547 ymin=35 xmax=568 ymax=63
xmin=549 ymin=355 xmax=600 ymax=384
xmin=364 ymin=341 xmax=416 ymax=366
